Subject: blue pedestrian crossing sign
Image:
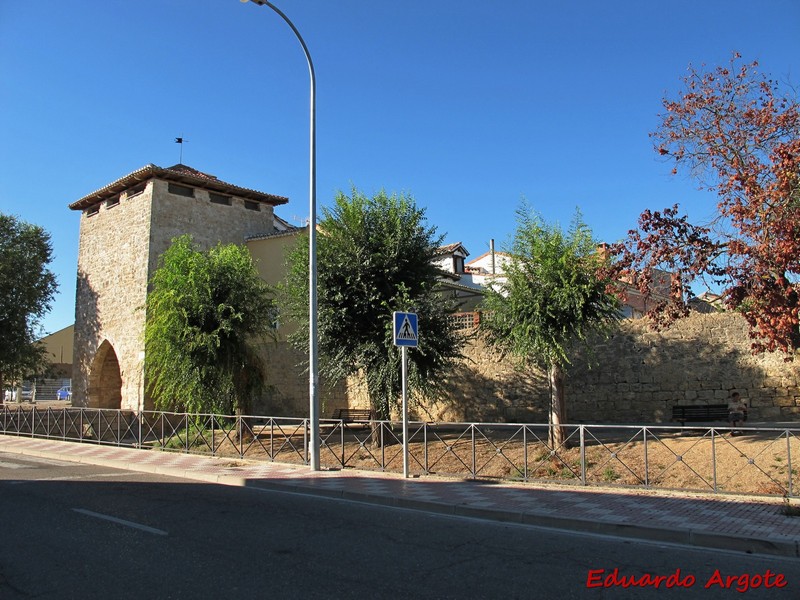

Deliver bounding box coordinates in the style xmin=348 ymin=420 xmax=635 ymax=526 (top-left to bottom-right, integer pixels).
xmin=393 ymin=312 xmax=418 ymax=347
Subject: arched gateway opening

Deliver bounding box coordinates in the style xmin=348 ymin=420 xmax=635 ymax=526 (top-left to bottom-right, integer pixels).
xmin=88 ymin=340 xmax=122 ymax=409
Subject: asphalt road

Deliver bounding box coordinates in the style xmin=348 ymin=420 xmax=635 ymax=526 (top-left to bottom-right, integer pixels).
xmin=1 ymin=452 xmax=799 ymax=599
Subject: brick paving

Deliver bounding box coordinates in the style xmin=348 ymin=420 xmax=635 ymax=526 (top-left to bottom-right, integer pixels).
xmin=2 ymin=433 xmax=800 ymax=557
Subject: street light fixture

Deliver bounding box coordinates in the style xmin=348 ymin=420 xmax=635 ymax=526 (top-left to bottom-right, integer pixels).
xmin=241 ymin=0 xmax=320 ymax=471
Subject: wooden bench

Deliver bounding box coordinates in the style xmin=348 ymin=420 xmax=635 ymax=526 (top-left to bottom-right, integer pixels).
xmin=330 ymin=408 xmax=374 ymax=427
xmin=671 ymin=404 xmax=729 ymax=426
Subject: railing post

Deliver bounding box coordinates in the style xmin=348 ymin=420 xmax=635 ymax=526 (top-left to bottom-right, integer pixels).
xmin=643 ymin=427 xmax=649 ymax=488
xmin=211 ymin=415 xmax=216 ymax=457
xmin=424 ymin=422 xmax=429 ymax=475
xmin=787 ymin=429 xmax=793 ymax=498
xmin=471 ymin=424 xmax=477 ymax=479
xmin=711 ymin=428 xmax=717 ymax=493
xmin=580 ymin=425 xmax=586 ymax=486
xmin=304 ymin=418 xmax=309 ymax=466
xmin=523 ymin=424 xmax=528 ymax=481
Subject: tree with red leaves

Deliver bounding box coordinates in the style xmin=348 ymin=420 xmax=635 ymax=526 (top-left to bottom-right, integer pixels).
xmin=610 ymin=54 xmax=800 ymax=355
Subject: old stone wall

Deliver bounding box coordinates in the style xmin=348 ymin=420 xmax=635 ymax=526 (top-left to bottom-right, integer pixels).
xmin=259 ymin=312 xmax=800 ymax=424
xmin=434 ymin=312 xmax=800 ymax=424
xmin=148 ymin=180 xmax=275 ymax=276
xmin=565 ymin=312 xmax=800 ymax=423
xmin=73 ymin=184 xmax=153 ymax=410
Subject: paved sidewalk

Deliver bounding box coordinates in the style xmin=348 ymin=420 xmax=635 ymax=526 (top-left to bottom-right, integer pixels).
xmin=2 ymin=434 xmax=800 ymax=558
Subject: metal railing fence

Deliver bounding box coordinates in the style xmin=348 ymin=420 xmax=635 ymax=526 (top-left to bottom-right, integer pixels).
xmin=2 ymin=405 xmax=799 ymax=498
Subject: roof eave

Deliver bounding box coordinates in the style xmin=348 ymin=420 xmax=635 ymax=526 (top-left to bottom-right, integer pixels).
xmin=69 ymin=164 xmax=289 ymax=211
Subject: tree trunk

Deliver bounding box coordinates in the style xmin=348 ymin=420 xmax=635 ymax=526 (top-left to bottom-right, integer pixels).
xmin=548 ymin=363 xmax=568 ymax=448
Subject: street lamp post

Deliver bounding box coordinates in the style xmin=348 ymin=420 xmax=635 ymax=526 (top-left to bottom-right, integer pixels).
xmin=241 ymin=0 xmax=320 ymax=471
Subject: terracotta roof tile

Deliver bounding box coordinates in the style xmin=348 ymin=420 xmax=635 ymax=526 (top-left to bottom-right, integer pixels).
xmin=69 ymin=163 xmax=288 ymax=210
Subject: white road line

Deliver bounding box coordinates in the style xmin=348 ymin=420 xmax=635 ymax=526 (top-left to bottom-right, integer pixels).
xmin=72 ymin=508 xmax=168 ymax=536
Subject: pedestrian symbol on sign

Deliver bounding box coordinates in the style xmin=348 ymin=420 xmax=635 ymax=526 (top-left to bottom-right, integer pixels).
xmin=393 ymin=312 xmax=418 ymax=347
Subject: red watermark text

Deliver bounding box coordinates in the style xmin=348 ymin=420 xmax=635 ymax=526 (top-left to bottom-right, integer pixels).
xmin=586 ymin=568 xmax=787 ymax=592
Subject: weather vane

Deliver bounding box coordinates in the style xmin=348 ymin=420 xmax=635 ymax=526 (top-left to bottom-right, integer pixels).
xmin=175 ymin=136 xmax=188 ymax=164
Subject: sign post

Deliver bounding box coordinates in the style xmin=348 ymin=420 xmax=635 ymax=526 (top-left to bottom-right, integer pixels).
xmin=393 ymin=311 xmax=418 ymax=478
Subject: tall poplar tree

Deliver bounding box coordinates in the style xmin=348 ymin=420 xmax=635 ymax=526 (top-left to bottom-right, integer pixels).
xmin=480 ymin=205 xmax=620 ymax=446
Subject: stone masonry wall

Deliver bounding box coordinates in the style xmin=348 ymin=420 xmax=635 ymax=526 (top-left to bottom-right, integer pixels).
xmin=262 ymin=312 xmax=800 ymax=425
xmin=429 ymin=312 xmax=800 ymax=424
xmin=565 ymin=312 xmax=800 ymax=423
xmin=73 ymin=184 xmax=153 ymax=410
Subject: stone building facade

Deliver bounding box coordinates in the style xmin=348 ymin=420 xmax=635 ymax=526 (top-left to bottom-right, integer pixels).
xmin=69 ymin=164 xmax=287 ymax=410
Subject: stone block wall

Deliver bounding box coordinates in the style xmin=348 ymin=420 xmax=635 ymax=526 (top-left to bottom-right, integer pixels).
xmin=435 ymin=312 xmax=799 ymax=424
xmin=259 ymin=312 xmax=800 ymax=425
xmin=255 ymin=338 xmax=349 ymax=417
xmin=564 ymin=312 xmax=800 ymax=423
xmin=148 ymin=180 xmax=275 ymax=276
xmin=73 ymin=184 xmax=153 ymax=410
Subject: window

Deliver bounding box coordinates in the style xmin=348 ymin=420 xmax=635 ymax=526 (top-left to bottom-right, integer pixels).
xmin=244 ymin=200 xmax=261 ymax=211
xmin=209 ymin=192 xmax=232 ymax=206
xmin=127 ymin=182 xmax=146 ymax=198
xmin=86 ymin=205 xmax=100 ymax=217
xmin=168 ymin=183 xmax=194 ymax=198
xmin=105 ymin=196 xmax=120 ymax=209
xmin=453 ymin=256 xmax=465 ymax=274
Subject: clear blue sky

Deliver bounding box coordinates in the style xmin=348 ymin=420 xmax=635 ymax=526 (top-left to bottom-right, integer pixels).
xmin=1 ymin=0 xmax=798 ymax=335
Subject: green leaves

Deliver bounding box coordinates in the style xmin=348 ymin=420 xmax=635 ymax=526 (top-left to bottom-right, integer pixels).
xmin=0 ymin=213 xmax=58 ymax=383
xmin=481 ymin=204 xmax=620 ymax=371
xmin=279 ymin=187 xmax=463 ymax=419
xmin=144 ymin=235 xmax=275 ymax=414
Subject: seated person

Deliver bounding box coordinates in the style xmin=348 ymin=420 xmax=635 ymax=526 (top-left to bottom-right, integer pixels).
xmin=727 ymin=392 xmax=747 ymax=435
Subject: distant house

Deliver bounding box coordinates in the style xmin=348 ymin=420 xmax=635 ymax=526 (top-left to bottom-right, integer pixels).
xmin=39 ymin=324 xmax=74 ymax=378
xmin=437 ymin=239 xmax=677 ymax=320
xmin=432 ymin=242 xmax=484 ymax=311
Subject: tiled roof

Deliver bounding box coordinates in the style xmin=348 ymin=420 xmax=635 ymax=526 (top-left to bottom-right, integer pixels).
xmin=435 ymin=242 xmax=469 ymax=256
xmin=68 ymin=163 xmax=289 ymax=210
xmin=465 ymin=249 xmax=510 ymax=266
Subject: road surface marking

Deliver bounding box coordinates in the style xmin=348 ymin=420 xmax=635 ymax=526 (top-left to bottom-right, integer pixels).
xmin=72 ymin=508 xmax=168 ymax=536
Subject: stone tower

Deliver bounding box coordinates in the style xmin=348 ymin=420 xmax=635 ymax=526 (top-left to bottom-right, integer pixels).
xmin=69 ymin=164 xmax=288 ymax=410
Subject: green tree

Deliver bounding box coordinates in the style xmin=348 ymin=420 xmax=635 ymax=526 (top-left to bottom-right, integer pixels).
xmin=480 ymin=205 xmax=620 ymax=446
xmin=0 ymin=214 xmax=58 ymax=391
xmin=281 ymin=188 xmax=463 ymax=424
xmin=144 ymin=235 xmax=275 ymax=415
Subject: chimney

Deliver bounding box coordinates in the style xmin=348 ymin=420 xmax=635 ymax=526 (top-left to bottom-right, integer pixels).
xmin=490 ymin=239 xmax=496 ymax=275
